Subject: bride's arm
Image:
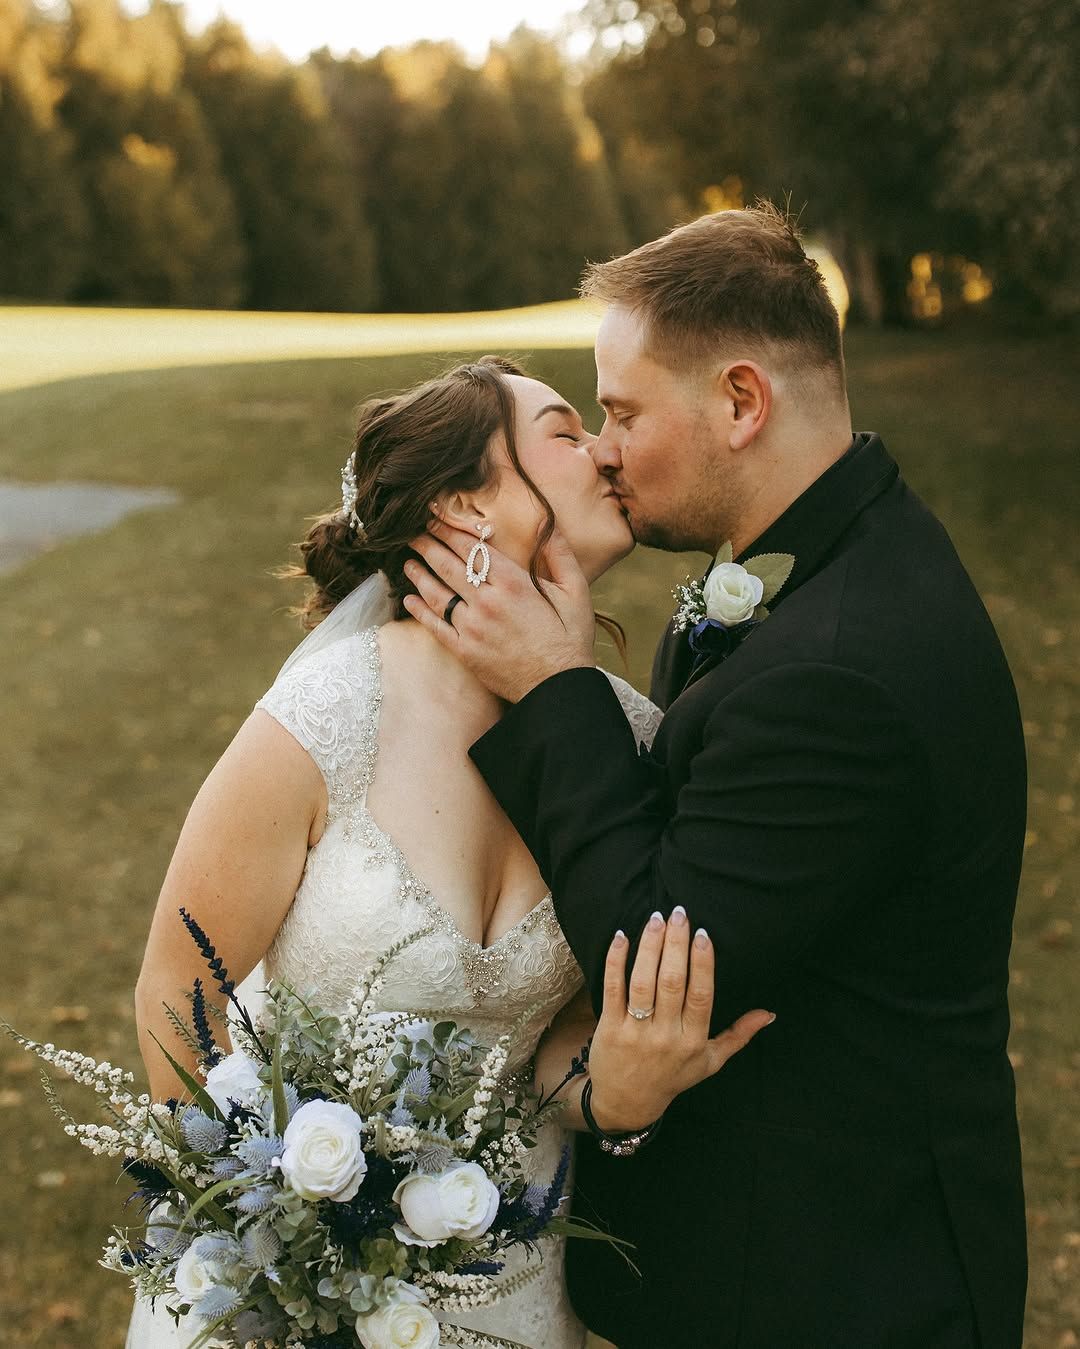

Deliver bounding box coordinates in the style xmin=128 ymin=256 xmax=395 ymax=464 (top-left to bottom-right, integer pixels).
xmin=134 ymin=712 xmax=325 ymax=1099
xmin=535 ymin=915 xmax=774 ymax=1132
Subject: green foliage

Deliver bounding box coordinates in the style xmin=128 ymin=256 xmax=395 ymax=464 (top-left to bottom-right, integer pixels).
xmin=186 ymin=21 xmax=376 ymax=312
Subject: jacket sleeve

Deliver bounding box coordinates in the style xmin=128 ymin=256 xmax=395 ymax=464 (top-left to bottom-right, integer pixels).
xmin=469 ymin=661 xmax=926 ymax=1030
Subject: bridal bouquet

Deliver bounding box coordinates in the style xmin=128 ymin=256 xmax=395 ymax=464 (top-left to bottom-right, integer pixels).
xmin=3 ymin=910 xmax=610 ymax=1349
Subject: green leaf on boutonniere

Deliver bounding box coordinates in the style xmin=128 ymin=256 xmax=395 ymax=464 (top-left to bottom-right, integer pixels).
xmin=714 ymin=541 xmax=734 ymax=566
xmin=743 ymin=552 xmax=795 ymax=605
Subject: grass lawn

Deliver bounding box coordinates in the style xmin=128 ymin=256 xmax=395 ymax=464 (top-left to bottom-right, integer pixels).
xmin=0 ymin=310 xmax=1076 ymax=1347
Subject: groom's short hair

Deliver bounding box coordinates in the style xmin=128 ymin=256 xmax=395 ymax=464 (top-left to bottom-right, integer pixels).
xmin=581 ymin=200 xmax=845 ymax=394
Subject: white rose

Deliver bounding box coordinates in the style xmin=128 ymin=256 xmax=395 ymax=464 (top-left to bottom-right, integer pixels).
xmin=393 ymin=1162 xmax=501 ymax=1246
xmin=203 ymin=1051 xmax=263 ymax=1115
xmin=355 ymin=1287 xmax=440 ymax=1349
xmin=280 ymin=1099 xmax=367 ymax=1202
xmin=173 ymin=1236 xmax=224 ymax=1304
xmin=702 ymin=561 xmax=764 ymax=626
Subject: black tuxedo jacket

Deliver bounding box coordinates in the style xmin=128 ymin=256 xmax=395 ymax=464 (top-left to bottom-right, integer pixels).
xmin=471 ymin=435 xmax=1027 ymax=1348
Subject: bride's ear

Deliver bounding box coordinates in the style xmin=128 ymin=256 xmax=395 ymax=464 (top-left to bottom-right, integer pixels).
xmin=430 ymin=489 xmax=493 ymax=536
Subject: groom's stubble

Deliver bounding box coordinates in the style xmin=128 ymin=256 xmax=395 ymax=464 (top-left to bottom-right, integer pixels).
xmin=625 ymin=402 xmax=748 ymax=558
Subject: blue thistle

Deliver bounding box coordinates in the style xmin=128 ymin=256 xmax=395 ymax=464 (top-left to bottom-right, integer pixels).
xmin=388 ymin=1095 xmax=412 ymax=1127
xmin=181 ymin=1107 xmax=229 ymax=1155
xmin=211 ymin=1156 xmax=245 ymax=1182
xmin=401 ymin=1066 xmax=431 ymax=1101
xmin=195 ymin=1285 xmax=243 ymax=1321
xmin=234 ymin=1184 xmax=277 ymax=1216
xmin=240 ymin=1222 xmax=282 ymax=1270
xmin=191 ymin=978 xmax=222 ymax=1069
xmin=235 ymin=1134 xmax=283 ymax=1176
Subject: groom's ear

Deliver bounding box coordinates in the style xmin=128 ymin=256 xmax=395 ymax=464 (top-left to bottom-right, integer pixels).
xmin=718 ymin=361 xmax=771 ymax=451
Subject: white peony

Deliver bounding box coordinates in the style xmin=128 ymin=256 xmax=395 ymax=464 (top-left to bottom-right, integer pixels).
xmin=173 ymin=1236 xmax=225 ymax=1304
xmin=393 ymin=1161 xmax=501 ymax=1247
xmin=702 ymin=561 xmax=764 ymax=626
xmin=203 ymin=1051 xmax=263 ymax=1115
xmin=355 ymin=1286 xmax=440 ymax=1349
xmin=280 ymin=1099 xmax=367 ymax=1202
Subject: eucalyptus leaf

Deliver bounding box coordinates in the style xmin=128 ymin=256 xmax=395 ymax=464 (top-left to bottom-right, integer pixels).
xmin=743 ymin=551 xmax=795 ymax=604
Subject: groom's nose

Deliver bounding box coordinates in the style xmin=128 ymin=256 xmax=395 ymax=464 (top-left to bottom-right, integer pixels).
xmin=591 ymin=418 xmax=623 ymax=474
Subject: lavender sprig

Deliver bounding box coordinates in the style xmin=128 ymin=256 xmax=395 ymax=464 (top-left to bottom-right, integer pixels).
xmin=179 ymin=907 xmax=268 ymax=1062
xmin=520 ymin=1145 xmax=571 ymax=1242
xmin=190 ymin=978 xmax=222 ymax=1069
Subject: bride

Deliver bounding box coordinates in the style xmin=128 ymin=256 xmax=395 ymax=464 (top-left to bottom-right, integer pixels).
xmin=129 ymin=356 xmax=769 ymax=1348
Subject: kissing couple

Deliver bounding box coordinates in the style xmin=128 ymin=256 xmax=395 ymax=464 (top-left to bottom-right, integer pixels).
xmin=131 ymin=202 xmax=1027 ymax=1348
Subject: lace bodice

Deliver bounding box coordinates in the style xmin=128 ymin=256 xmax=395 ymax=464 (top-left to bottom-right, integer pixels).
xmin=244 ymin=630 xmax=660 ymax=1349
xmin=253 ymin=628 xmax=661 ymax=1064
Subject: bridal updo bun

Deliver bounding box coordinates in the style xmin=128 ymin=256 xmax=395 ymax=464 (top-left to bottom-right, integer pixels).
xmin=285 ymin=356 xmax=545 ymax=629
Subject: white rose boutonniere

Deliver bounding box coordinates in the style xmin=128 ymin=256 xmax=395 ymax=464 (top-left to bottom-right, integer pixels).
xmin=673 ymin=543 xmax=795 ymax=661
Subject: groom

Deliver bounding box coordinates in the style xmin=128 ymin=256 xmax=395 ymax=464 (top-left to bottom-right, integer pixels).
xmin=406 ymin=204 xmax=1028 ymax=1348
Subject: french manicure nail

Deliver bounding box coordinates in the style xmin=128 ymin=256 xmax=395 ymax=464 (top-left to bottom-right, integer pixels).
xmin=694 ymin=928 xmax=710 ymax=948
xmin=613 ymin=929 xmax=627 ymax=946
xmin=671 ymin=905 xmax=687 ymax=926
xmin=648 ymin=911 xmax=664 ymax=931
xmin=766 ymin=1013 xmax=777 ymax=1024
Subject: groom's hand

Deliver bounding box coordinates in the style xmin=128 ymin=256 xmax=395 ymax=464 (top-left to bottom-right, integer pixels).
xmin=403 ymin=521 xmax=596 ymax=702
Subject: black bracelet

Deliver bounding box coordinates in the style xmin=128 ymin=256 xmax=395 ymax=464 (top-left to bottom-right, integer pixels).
xmin=580 ymin=1078 xmax=663 ymax=1158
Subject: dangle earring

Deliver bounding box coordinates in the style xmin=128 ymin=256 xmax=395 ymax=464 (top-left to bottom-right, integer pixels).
xmin=465 ymin=522 xmax=493 ymax=588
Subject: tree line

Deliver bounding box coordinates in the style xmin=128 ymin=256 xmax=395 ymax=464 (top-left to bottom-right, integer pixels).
xmin=1 ymin=0 xmax=1075 ymax=321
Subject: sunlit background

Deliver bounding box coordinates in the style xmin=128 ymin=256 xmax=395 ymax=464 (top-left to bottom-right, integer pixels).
xmin=1 ymin=2 xmax=1077 ymax=1347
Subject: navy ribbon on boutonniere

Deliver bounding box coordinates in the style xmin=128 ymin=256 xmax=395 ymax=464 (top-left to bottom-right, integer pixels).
xmin=687 ymin=616 xmax=760 ymax=666
xmin=673 ymin=543 xmax=796 ymax=675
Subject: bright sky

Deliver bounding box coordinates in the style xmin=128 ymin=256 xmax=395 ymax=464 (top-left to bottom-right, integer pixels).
xmin=124 ymin=0 xmax=588 ymax=62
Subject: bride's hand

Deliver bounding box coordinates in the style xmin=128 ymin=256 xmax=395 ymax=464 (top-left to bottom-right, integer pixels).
xmin=586 ymin=909 xmax=775 ymax=1133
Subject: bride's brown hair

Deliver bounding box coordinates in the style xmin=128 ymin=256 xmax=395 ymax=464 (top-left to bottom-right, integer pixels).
xmin=283 ymin=356 xmax=625 ymax=656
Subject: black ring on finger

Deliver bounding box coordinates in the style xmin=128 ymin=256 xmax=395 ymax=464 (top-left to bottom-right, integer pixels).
xmin=443 ymin=594 xmax=464 ymax=626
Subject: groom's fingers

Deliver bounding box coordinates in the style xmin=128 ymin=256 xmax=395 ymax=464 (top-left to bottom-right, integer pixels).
xmin=410 ymin=533 xmax=473 ymax=592
xmin=425 ymin=518 xmax=483 ymax=560
xmin=403 ymin=556 xmax=459 ymax=619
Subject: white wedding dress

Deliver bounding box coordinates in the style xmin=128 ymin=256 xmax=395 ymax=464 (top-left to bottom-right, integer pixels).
xmin=127 ymin=623 xmax=661 ymax=1349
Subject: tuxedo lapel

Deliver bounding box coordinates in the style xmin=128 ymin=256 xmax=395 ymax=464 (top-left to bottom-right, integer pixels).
xmin=649 ymin=616 xmax=694 ymax=709
xmin=676 ymin=434 xmax=899 ymax=697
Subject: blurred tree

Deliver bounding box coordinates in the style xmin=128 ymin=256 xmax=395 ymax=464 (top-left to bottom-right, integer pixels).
xmin=0 ymin=0 xmax=87 ymax=298
xmin=581 ymin=0 xmax=1079 ymax=323
xmin=56 ymin=0 xmax=245 ymax=306
xmin=316 ymin=32 xmax=631 ymax=312
xmin=186 ymin=19 xmax=376 ymax=311
xmin=490 ymin=28 xmax=628 ymax=300
xmin=836 ymin=0 xmax=1080 ymax=321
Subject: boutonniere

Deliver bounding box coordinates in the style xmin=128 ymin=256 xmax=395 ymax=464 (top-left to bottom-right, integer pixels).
xmin=672 ymin=543 xmax=796 ymax=659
